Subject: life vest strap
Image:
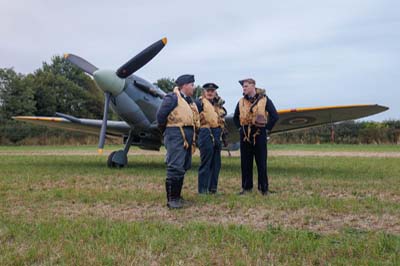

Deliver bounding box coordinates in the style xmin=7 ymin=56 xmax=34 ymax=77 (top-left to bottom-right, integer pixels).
xmin=242 ymin=125 xmax=261 ymax=146
xmin=179 ymin=126 xmax=190 ymax=149
xmin=177 ymin=125 xmax=197 ymax=152
xmin=192 ymin=125 xmax=197 ymax=154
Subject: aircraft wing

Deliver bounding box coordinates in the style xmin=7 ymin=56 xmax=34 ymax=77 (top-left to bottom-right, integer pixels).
xmin=14 ymin=104 xmax=388 ymax=149
xmin=224 ymin=104 xmax=388 ymax=146
xmin=271 ymin=104 xmax=388 ymax=133
xmin=13 ymin=115 xmax=131 ymax=137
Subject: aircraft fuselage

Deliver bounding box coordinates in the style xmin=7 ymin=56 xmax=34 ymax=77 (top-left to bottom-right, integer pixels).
xmin=108 ymin=74 xmax=165 ymax=149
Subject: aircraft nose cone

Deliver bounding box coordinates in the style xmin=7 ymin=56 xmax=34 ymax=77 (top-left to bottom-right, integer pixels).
xmin=93 ymin=69 xmax=125 ymax=96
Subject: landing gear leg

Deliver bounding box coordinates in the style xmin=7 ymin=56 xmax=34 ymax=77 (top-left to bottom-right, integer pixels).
xmin=107 ymin=131 xmax=135 ymax=168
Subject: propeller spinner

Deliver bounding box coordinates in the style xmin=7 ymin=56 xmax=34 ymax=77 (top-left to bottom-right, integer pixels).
xmin=64 ymin=37 xmax=168 ymax=154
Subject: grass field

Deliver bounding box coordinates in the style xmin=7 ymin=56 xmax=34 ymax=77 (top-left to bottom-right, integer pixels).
xmin=0 ymin=145 xmax=399 ymax=265
xmin=1 ymin=143 xmax=399 ymax=152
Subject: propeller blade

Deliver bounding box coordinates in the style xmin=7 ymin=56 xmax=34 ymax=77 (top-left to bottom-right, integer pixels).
xmin=116 ymin=37 xmax=167 ymax=78
xmin=64 ymin=53 xmax=98 ymax=75
xmin=98 ymin=92 xmax=111 ymax=154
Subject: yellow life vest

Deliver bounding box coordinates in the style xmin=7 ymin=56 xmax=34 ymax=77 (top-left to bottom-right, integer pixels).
xmin=167 ymin=87 xmax=199 ymax=128
xmin=239 ymin=89 xmax=268 ymax=145
xmin=199 ymin=97 xmax=221 ymax=128
xmin=166 ymin=87 xmax=200 ymax=150
xmin=215 ymin=101 xmax=227 ymax=129
xmin=239 ymin=90 xmax=268 ymax=127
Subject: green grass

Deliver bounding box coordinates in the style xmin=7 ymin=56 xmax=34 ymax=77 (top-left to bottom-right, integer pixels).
xmin=0 ymin=145 xmax=400 ymax=265
xmin=0 ymin=143 xmax=399 ymax=152
xmin=0 ymin=144 xmax=126 ymax=152
xmin=1 ymin=218 xmax=398 ymax=265
xmin=268 ymin=143 xmax=400 ymax=152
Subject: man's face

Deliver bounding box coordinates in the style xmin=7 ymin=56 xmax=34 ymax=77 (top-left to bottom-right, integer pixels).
xmin=182 ymin=82 xmax=195 ymax=97
xmin=242 ymin=81 xmax=256 ymax=96
xmin=204 ymin=89 xmax=216 ymax=100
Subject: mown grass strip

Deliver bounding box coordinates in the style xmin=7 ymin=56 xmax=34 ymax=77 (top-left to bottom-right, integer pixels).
xmin=0 ymin=217 xmax=399 ymax=266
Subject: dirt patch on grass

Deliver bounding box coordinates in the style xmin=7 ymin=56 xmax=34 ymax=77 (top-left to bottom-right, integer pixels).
xmin=266 ymin=178 xmax=400 ymax=204
xmin=7 ymin=201 xmax=400 ymax=235
xmin=321 ymin=189 xmax=400 ymax=203
xmin=29 ymin=176 xmax=163 ymax=192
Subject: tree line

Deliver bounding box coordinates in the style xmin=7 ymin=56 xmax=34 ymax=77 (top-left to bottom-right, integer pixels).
xmin=271 ymin=120 xmax=400 ymax=144
xmin=0 ymin=56 xmax=104 ymax=144
xmin=1 ymin=56 xmax=399 ymax=145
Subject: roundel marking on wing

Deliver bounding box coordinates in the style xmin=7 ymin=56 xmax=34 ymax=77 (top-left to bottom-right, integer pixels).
xmin=281 ymin=116 xmax=317 ymax=126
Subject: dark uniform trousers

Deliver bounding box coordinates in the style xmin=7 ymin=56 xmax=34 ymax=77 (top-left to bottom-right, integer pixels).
xmin=240 ymin=126 xmax=268 ymax=192
xmin=164 ymin=127 xmax=194 ymax=193
xmin=198 ymin=127 xmax=222 ymax=193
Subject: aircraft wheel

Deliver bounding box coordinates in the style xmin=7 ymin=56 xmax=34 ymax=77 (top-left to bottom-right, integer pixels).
xmin=107 ymin=151 xmax=117 ymax=168
xmin=107 ymin=150 xmax=127 ymax=168
xmin=114 ymin=163 xmax=125 ymax=169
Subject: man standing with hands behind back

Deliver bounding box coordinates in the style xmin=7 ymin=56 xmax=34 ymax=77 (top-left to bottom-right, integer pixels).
xmin=233 ymin=78 xmax=279 ymax=196
xmin=157 ymin=74 xmax=200 ymax=209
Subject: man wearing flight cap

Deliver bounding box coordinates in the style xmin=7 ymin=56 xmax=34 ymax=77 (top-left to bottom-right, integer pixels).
xmin=233 ymin=78 xmax=279 ymax=195
xmin=195 ymin=83 xmax=227 ymax=194
xmin=157 ymin=74 xmax=200 ymax=209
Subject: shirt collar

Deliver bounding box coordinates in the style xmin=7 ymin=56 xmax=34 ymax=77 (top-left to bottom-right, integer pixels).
xmin=180 ymin=91 xmax=188 ymax=98
xmin=180 ymin=92 xmax=192 ymax=104
xmin=245 ymin=94 xmax=258 ymax=102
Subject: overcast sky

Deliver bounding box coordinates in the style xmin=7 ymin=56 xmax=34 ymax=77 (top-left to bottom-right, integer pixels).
xmin=1 ymin=0 xmax=399 ymax=120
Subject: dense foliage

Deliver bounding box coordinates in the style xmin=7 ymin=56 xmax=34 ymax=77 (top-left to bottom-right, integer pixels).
xmin=0 ymin=56 xmax=104 ymax=144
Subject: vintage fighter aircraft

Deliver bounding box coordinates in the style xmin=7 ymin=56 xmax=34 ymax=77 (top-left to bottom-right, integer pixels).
xmin=14 ymin=37 xmax=388 ymax=168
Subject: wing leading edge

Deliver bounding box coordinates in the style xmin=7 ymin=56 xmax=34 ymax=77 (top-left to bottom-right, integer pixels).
xmin=13 ymin=115 xmax=131 ymax=137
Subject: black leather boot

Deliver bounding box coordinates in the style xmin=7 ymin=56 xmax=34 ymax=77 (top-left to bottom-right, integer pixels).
xmin=238 ymin=189 xmax=252 ymax=195
xmin=166 ymin=179 xmax=183 ymax=209
xmin=178 ymin=179 xmax=192 ymax=207
xmin=165 ymin=179 xmax=172 ymax=203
